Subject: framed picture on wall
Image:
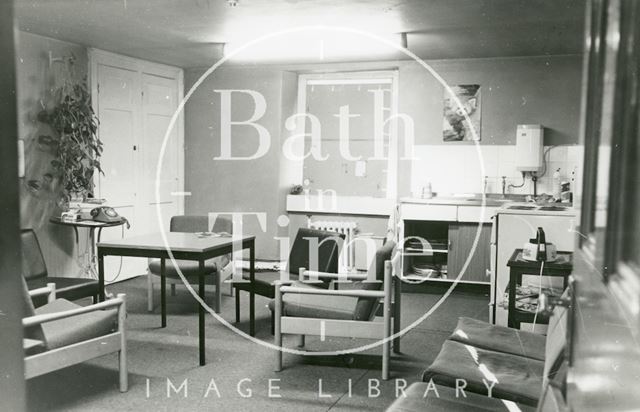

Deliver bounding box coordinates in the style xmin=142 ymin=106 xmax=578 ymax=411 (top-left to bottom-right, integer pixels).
xmin=442 ymin=84 xmax=481 ymax=141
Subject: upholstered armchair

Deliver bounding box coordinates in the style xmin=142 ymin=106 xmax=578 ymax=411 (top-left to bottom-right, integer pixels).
xmin=233 ymin=228 xmax=344 ymax=336
xmin=147 ymin=215 xmax=233 ymax=313
xmin=273 ymin=240 xmax=400 ymax=379
xmin=23 ymin=279 xmax=127 ymax=392
xmin=420 ymin=292 xmax=570 ymax=406
xmin=21 ymin=229 xmax=100 ymax=306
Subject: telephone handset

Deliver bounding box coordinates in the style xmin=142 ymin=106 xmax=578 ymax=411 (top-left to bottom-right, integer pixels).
xmin=91 ymin=207 xmax=130 ymax=228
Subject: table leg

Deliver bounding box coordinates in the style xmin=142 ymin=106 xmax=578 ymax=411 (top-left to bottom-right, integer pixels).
xmin=235 ymin=290 xmax=240 ymax=323
xmin=199 ymin=259 xmax=206 ymax=366
xmin=215 ymin=263 xmax=222 ymax=314
xmin=161 ymin=258 xmax=166 ymax=328
xmin=508 ymin=269 xmax=517 ymax=329
xmin=98 ymin=250 xmax=105 ymax=302
xmin=88 ymin=228 xmax=100 ymax=280
xmin=249 ymin=240 xmax=255 ymax=337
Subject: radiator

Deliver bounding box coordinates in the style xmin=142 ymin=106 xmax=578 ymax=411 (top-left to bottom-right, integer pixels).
xmin=308 ymin=220 xmax=357 ymax=270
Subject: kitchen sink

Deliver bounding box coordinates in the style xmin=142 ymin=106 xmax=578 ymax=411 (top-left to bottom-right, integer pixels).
xmin=507 ymin=205 xmax=537 ymax=210
xmin=538 ymin=205 xmax=569 ymax=211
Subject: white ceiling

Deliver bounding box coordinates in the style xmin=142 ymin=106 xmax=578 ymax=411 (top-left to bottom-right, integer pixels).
xmin=15 ymin=0 xmax=585 ymax=68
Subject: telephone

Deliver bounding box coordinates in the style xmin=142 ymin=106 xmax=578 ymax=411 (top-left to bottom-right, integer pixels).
xmin=91 ymin=207 xmax=130 ymax=228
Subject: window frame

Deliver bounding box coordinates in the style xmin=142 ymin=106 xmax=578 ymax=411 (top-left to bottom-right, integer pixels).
xmin=296 ymin=70 xmax=400 ymax=200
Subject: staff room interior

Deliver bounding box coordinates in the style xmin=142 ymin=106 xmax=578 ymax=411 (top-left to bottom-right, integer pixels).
xmin=2 ymin=0 xmax=639 ymax=411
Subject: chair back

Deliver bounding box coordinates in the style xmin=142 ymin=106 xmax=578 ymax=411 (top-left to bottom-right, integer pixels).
xmin=170 ymin=215 xmax=233 ymax=234
xmin=211 ymin=215 xmax=233 ymax=234
xmin=287 ymin=228 xmax=344 ymax=280
xmin=353 ymin=240 xmax=396 ymax=321
xmin=170 ymin=215 xmax=208 ymax=233
xmin=21 ymin=277 xmax=47 ymax=346
xmin=20 ymin=229 xmax=48 ymax=281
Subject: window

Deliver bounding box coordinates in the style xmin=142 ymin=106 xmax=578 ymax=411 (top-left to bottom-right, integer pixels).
xmin=297 ymin=71 xmax=399 ymax=199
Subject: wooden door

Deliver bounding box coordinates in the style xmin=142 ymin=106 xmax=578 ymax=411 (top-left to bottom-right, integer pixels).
xmin=138 ymin=73 xmax=181 ymax=234
xmin=95 ymin=63 xmax=146 ymax=281
xmin=95 ymin=64 xmax=138 ymax=215
xmin=92 ymin=50 xmax=184 ymax=283
xmin=447 ymin=222 xmax=491 ymax=283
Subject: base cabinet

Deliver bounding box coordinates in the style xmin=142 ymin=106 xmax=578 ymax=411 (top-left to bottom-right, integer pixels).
xmin=401 ymin=218 xmax=491 ymax=284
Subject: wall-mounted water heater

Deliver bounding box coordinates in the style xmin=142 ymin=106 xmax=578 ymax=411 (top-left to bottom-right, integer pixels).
xmin=515 ymin=124 xmax=544 ymax=172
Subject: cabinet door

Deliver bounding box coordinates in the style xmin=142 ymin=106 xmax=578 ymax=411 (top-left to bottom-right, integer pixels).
xmin=447 ymin=223 xmax=491 ymax=283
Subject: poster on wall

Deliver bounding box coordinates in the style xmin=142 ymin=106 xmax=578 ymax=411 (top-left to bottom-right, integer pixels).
xmin=442 ymin=84 xmax=481 ymax=141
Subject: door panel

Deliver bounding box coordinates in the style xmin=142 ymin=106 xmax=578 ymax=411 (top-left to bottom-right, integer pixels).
xmin=447 ymin=222 xmax=491 ymax=283
xmin=96 ymin=65 xmax=138 ymax=206
xmin=96 ymin=65 xmax=146 ymax=280
xmin=140 ymin=73 xmax=179 ymax=227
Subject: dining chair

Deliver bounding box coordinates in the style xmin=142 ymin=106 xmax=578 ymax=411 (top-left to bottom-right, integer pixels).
xmin=21 ymin=229 xmax=100 ymax=306
xmin=233 ymin=227 xmax=344 ymax=336
xmin=147 ymin=215 xmax=233 ymax=313
xmin=273 ymin=240 xmax=400 ymax=379
xmin=23 ymin=279 xmax=128 ymax=392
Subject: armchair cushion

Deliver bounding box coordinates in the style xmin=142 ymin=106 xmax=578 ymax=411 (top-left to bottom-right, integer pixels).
xmin=170 ymin=215 xmax=208 ymax=233
xmin=422 ymin=340 xmax=545 ymax=406
xmin=449 ymin=317 xmax=546 ymax=361
xmin=353 ymin=240 xmax=396 ymax=321
xmin=23 ymin=338 xmax=46 ymax=356
xmin=21 ymin=229 xmax=99 ymax=306
xmin=287 ymin=228 xmax=343 ymax=277
xmin=26 ymin=276 xmax=99 ymax=306
xmin=268 ymin=281 xmax=357 ymax=320
xmin=35 ymin=299 xmax=117 ymax=350
xmin=20 ymin=229 xmax=48 ymax=281
xmin=148 ymin=214 xmax=232 ymax=281
xmin=386 ymin=382 xmax=536 ymax=412
xmin=148 ymin=258 xmax=220 ymax=279
xmin=234 ymin=270 xmax=298 ymax=298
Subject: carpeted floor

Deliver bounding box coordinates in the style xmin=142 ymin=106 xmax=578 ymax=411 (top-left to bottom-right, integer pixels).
xmin=26 ymin=276 xmax=489 ymax=411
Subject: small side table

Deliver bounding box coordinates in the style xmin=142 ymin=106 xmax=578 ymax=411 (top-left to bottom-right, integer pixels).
xmin=506 ymin=248 xmax=573 ymax=329
xmin=50 ymin=217 xmax=127 ymax=279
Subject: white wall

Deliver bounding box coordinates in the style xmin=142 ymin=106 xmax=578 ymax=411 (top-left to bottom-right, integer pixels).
xmin=411 ymin=144 xmax=583 ymax=196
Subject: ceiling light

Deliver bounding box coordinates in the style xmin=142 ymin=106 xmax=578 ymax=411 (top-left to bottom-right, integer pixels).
xmin=225 ymin=28 xmax=402 ymax=62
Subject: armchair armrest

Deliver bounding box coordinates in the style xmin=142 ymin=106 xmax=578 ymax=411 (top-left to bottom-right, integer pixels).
xmin=279 ymin=285 xmax=385 ymax=299
xmin=23 ymin=294 xmax=126 ymax=328
xmin=28 ymin=282 xmax=56 ymax=303
xmin=300 ymin=269 xmax=372 ymax=282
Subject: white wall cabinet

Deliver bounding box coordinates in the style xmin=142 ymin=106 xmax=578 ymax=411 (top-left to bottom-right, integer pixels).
xmin=89 ymin=49 xmax=184 ymax=282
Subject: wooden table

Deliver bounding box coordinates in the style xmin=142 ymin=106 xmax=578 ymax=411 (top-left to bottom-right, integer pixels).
xmin=97 ymin=232 xmax=255 ymax=365
xmin=506 ymin=248 xmax=573 ymax=329
xmin=50 ymin=216 xmax=127 ymax=279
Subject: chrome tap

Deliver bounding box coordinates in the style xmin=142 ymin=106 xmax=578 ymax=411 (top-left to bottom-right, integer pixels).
xmin=483 ymin=176 xmax=489 ymax=194
xmin=501 ymin=176 xmax=507 ymax=196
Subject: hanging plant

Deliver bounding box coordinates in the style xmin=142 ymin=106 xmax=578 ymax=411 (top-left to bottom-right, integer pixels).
xmin=36 ymin=55 xmax=103 ymax=206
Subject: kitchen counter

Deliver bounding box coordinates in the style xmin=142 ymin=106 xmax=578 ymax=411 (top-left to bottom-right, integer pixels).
xmin=400 ymin=196 xmax=508 ymax=223
xmin=400 ymin=194 xmax=527 ymax=208
xmin=287 ymin=194 xmax=394 ymax=216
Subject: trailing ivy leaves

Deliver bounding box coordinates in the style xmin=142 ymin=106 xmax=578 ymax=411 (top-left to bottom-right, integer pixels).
xmin=37 ymin=80 xmax=103 ymax=203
